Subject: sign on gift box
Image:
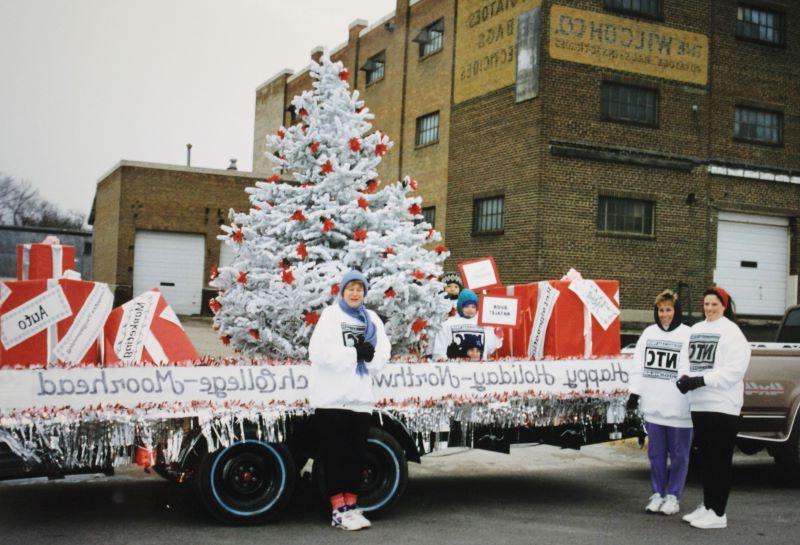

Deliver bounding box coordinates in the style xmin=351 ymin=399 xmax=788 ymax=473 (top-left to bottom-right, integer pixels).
xmin=0 ymin=279 xmax=113 ymax=367
xmin=485 ymin=283 xmax=538 ymax=358
xmin=17 ymin=240 xmax=76 ymax=280
xmin=103 ymin=289 xmax=199 ymax=365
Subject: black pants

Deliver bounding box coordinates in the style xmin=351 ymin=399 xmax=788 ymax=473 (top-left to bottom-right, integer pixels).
xmin=316 ymin=408 xmax=371 ymax=497
xmin=691 ymin=411 xmax=739 ymax=516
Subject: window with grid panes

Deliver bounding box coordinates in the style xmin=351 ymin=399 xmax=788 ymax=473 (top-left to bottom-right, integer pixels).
xmin=602 ymin=82 xmax=657 ymax=126
xmin=473 ymin=196 xmax=504 ymax=234
xmin=422 ymin=206 xmax=436 ymax=227
xmin=416 ymin=111 xmax=440 ymax=147
xmin=417 ymin=18 xmax=444 ymax=57
xmin=735 ymin=106 xmax=782 ymax=144
xmin=364 ymin=52 xmax=385 ymax=85
xmin=597 ymin=196 xmax=654 ymax=235
xmin=604 ymin=0 xmax=660 ymax=18
xmin=737 ymin=5 xmax=783 ymax=45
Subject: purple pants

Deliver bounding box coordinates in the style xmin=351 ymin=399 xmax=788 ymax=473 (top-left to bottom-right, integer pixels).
xmin=646 ymin=421 xmax=693 ymax=498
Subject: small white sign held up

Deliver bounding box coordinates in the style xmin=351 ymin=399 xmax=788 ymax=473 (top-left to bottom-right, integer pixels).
xmin=478 ymin=295 xmax=519 ymax=327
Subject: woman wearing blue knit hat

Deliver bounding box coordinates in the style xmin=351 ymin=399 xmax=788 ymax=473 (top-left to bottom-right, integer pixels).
xmin=431 ymin=289 xmax=502 ymax=361
xmin=308 ymin=269 xmax=391 ymax=531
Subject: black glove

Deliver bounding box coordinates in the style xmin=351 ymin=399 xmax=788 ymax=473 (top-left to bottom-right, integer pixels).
xmin=446 ymin=342 xmax=461 ymax=359
xmin=626 ymin=393 xmax=640 ymax=411
xmin=355 ymin=342 xmax=375 ymax=362
xmin=676 ymin=375 xmax=705 ymax=394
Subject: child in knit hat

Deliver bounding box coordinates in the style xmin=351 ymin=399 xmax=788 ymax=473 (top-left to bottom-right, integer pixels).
xmin=431 ymin=289 xmax=502 ymax=361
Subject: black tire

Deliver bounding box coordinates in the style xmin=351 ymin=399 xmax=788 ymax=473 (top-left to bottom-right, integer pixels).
xmin=313 ymin=427 xmax=408 ymax=518
xmin=773 ymin=430 xmax=800 ymax=486
xmin=196 ymin=440 xmax=296 ymax=524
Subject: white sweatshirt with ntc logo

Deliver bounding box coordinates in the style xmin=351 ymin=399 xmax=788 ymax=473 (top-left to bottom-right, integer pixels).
xmin=630 ymin=323 xmax=692 ymax=428
xmin=685 ymin=316 xmax=751 ymax=416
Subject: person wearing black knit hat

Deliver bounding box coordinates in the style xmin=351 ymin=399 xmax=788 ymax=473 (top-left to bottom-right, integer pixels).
xmin=676 ymin=286 xmax=751 ymax=530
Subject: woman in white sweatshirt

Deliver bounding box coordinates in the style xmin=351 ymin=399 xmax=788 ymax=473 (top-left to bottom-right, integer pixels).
xmin=676 ymin=286 xmax=751 ymax=530
xmin=308 ymin=269 xmax=391 ymax=531
xmin=628 ymin=290 xmax=692 ymax=516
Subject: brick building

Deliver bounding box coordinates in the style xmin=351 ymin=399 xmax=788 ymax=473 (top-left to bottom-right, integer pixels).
xmin=89 ymin=161 xmax=262 ymax=314
xmin=255 ymin=0 xmax=800 ymax=326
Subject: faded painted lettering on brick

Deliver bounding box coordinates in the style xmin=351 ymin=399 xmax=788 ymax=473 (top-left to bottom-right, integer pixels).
xmin=549 ymin=5 xmax=709 ymax=86
xmin=455 ymin=0 xmax=543 ymax=104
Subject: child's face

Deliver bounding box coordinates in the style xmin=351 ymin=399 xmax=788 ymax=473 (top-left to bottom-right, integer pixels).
xmin=445 ymin=283 xmax=461 ymax=296
xmin=344 ymin=281 xmax=365 ymax=308
xmin=461 ymin=303 xmax=477 ymax=318
xmin=657 ymin=302 xmax=675 ymax=328
xmin=466 ymin=347 xmax=481 ymax=361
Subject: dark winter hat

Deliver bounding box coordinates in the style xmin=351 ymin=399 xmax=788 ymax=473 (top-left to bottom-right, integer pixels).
xmin=461 ymin=334 xmax=484 ymax=352
xmin=441 ymin=272 xmax=463 ymax=288
xmin=456 ymin=289 xmax=479 ymax=317
xmin=653 ymin=297 xmax=684 ymax=332
xmin=339 ymin=269 xmax=369 ymax=297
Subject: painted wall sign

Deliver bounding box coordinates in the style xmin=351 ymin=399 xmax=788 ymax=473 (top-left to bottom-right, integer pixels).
xmin=455 ymin=0 xmax=543 ymax=104
xmin=548 ymin=5 xmax=709 ymax=86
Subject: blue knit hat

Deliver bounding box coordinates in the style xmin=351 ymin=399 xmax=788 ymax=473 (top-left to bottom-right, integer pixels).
xmin=456 ymin=289 xmax=478 ymax=317
xmin=339 ymin=269 xmax=369 ymax=297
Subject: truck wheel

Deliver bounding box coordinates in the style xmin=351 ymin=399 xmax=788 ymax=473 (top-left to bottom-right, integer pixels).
xmin=774 ymin=432 xmax=800 ymax=486
xmin=196 ymin=440 xmax=296 ymax=524
xmin=313 ymin=427 xmax=408 ymax=517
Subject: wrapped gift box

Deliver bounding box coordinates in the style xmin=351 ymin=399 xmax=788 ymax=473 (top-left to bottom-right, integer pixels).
xmin=103 ymin=289 xmax=199 ymax=365
xmin=17 ymin=242 xmax=76 ymax=280
xmin=485 ymin=279 xmax=620 ymax=359
xmin=0 ymin=279 xmax=113 ymax=367
xmin=484 ymin=283 xmax=537 ymax=358
xmin=543 ymin=279 xmax=620 ymax=359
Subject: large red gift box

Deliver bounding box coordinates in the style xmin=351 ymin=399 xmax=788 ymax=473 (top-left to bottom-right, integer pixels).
xmin=485 ymin=283 xmax=537 ymax=358
xmin=103 ymin=289 xmax=199 ymax=365
xmin=17 ymin=242 xmax=76 ymax=280
xmin=485 ymin=279 xmax=620 ymax=359
xmin=0 ymin=279 xmax=113 ymax=367
xmin=543 ymin=280 xmax=620 ymax=359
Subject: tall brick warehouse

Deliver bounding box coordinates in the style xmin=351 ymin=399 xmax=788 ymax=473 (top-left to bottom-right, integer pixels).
xmin=255 ymin=0 xmax=799 ymax=326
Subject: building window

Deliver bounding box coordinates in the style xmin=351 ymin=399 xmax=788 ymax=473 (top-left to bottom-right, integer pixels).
xmin=414 ymin=18 xmax=444 ymax=58
xmin=362 ymin=51 xmax=385 ymax=85
xmin=604 ymin=0 xmax=660 ymax=18
xmin=736 ymin=5 xmax=784 ymax=46
xmin=422 ymin=206 xmax=436 ymax=227
xmin=734 ymin=106 xmax=782 ymax=144
xmin=601 ymin=82 xmax=658 ymax=126
xmin=416 ymin=111 xmax=440 ymax=147
xmin=287 ymin=105 xmax=298 ymax=125
xmin=597 ymin=196 xmax=654 ymax=235
xmin=83 ymin=241 xmax=93 ymax=256
xmin=473 ymin=196 xmax=504 ymax=234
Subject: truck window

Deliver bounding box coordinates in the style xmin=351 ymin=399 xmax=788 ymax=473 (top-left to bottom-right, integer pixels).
xmin=777 ymin=307 xmax=800 ymax=343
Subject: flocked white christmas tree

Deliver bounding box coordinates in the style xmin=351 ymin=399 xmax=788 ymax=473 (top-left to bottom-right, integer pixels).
xmin=210 ymin=54 xmax=451 ymax=359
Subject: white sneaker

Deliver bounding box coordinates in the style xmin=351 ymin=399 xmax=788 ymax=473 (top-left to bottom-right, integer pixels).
xmin=682 ymin=504 xmax=708 ymax=523
xmin=659 ymin=494 xmax=680 ymax=515
xmin=346 ymin=508 xmax=372 ymax=529
xmin=331 ymin=508 xmax=363 ymax=531
xmin=690 ymin=509 xmax=727 ymax=529
xmin=645 ymin=493 xmax=664 ymax=513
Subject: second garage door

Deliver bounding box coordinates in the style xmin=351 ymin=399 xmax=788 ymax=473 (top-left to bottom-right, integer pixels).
xmin=715 ymin=212 xmax=789 ymax=316
xmin=133 ymin=231 xmax=205 ymax=315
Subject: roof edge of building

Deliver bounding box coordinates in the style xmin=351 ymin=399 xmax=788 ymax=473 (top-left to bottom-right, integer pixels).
xmin=255 ymin=68 xmax=294 ymax=93
xmin=96 ymin=160 xmax=269 ymax=185
xmin=359 ymin=10 xmax=397 ymax=37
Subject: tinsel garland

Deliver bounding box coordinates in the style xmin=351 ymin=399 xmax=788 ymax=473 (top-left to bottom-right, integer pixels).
xmin=0 ymin=357 xmax=631 ymax=470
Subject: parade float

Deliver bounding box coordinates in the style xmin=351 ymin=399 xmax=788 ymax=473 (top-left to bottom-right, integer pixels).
xmin=0 ymin=55 xmax=637 ymax=524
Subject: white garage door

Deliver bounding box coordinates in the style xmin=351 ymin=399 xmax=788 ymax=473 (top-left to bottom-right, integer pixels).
xmin=715 ymin=212 xmax=789 ymax=316
xmin=133 ymin=231 xmax=205 ymax=315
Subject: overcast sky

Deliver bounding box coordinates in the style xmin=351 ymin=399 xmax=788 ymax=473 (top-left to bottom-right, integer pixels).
xmin=0 ymin=0 xmax=395 ymax=218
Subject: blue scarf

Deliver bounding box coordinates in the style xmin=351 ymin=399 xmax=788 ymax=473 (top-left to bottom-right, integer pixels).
xmin=338 ymin=270 xmax=377 ymax=376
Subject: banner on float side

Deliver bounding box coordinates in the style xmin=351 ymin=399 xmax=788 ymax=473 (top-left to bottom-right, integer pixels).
xmin=0 ymin=359 xmax=633 ymax=415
